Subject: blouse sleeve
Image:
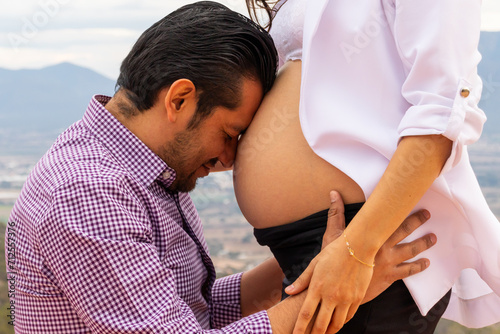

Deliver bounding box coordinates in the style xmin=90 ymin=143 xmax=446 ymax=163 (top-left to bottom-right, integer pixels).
xmin=393 ymin=0 xmax=486 ymax=174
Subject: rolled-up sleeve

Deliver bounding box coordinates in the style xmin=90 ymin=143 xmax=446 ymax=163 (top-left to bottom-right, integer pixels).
xmin=394 ymin=0 xmax=486 ymax=173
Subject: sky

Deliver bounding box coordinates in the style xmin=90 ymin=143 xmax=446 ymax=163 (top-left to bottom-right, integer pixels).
xmin=1 ymin=0 xmax=500 ymax=80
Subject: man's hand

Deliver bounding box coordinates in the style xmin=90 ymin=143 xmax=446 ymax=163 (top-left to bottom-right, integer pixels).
xmin=284 ymin=191 xmax=436 ymax=333
xmin=362 ymin=208 xmax=435 ymax=303
xmin=320 ymin=191 xmax=346 ymax=249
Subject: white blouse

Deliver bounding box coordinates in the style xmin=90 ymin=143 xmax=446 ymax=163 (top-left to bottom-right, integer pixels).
xmin=294 ymin=0 xmax=500 ymax=328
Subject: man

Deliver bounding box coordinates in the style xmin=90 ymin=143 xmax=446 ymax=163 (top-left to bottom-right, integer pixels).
xmin=7 ymin=2 xmax=436 ymax=333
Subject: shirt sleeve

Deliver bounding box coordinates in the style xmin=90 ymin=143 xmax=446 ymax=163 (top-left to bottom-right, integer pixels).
xmin=393 ymin=0 xmax=486 ymax=174
xmin=211 ymin=264 xmax=274 ymax=332
xmin=211 ymin=272 xmax=273 ymax=333
xmin=212 ymin=273 xmax=243 ymax=328
xmin=37 ymin=177 xmax=272 ymax=333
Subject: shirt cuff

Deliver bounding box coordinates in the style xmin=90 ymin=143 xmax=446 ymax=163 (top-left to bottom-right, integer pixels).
xmin=212 ymin=273 xmax=243 ymax=328
xmin=213 ymin=274 xmax=273 ymax=333
xmin=220 ymin=311 xmax=273 ymax=334
xmin=440 ymin=78 xmax=486 ymax=174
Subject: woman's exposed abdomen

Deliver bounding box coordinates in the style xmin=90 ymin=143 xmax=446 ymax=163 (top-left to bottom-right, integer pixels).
xmin=234 ymin=61 xmax=365 ymax=228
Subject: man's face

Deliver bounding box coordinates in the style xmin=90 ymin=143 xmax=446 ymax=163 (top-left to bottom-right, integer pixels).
xmin=162 ymin=78 xmax=263 ymax=192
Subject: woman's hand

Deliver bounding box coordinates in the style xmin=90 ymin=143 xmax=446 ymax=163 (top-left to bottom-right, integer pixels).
xmin=289 ymin=235 xmax=373 ymax=333
xmin=285 ymin=191 xmax=436 ymax=333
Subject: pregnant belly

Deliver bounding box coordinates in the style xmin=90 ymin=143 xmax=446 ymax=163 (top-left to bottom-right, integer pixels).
xmin=234 ymin=61 xmax=364 ymax=228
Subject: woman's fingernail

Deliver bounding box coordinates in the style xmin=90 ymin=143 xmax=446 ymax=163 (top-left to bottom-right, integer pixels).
xmin=285 ymin=284 xmax=294 ymax=293
xmin=423 ymin=210 xmax=430 ymax=219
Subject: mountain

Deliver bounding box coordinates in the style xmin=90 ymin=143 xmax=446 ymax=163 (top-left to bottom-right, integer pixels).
xmin=478 ymin=31 xmax=500 ymax=138
xmin=0 ymin=62 xmax=115 ymax=133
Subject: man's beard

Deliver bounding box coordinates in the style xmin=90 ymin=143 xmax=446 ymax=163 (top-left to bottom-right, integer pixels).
xmin=161 ymin=129 xmax=206 ymax=193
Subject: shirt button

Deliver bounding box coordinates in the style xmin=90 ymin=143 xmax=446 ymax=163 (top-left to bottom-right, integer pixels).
xmin=460 ymin=88 xmax=470 ymax=98
xmin=163 ymin=171 xmax=171 ymax=179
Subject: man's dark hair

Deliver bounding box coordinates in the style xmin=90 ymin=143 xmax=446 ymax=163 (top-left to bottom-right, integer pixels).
xmin=116 ymin=1 xmax=278 ymax=128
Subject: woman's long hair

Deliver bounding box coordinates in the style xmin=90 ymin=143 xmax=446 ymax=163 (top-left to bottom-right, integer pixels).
xmin=245 ymin=0 xmax=284 ymax=30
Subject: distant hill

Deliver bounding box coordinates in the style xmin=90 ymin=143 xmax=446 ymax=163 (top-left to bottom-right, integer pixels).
xmin=478 ymin=31 xmax=500 ymax=138
xmin=0 ymin=62 xmax=115 ymax=133
xmin=0 ymin=31 xmax=498 ymax=138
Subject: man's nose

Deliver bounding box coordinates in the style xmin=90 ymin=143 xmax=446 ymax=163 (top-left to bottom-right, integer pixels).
xmin=218 ymin=139 xmax=238 ymax=168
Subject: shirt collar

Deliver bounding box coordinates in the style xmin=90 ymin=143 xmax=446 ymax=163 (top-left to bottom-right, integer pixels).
xmin=82 ymin=95 xmax=177 ymax=188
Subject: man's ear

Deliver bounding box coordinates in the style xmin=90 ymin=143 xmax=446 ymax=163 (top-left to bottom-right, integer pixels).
xmin=164 ymin=79 xmax=197 ymax=123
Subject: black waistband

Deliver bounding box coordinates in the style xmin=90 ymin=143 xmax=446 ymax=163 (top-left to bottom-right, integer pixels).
xmin=253 ymin=203 xmax=364 ymax=286
xmin=254 ymin=202 xmax=364 ymax=249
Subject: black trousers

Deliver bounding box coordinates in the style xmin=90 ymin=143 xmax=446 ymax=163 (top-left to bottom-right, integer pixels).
xmin=338 ymin=279 xmax=451 ymax=334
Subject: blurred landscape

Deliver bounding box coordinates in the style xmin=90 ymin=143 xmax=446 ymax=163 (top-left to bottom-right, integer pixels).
xmin=0 ymin=31 xmax=499 ymax=332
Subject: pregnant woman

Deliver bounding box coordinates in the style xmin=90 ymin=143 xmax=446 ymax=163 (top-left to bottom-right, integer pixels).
xmin=234 ymin=0 xmax=500 ymax=333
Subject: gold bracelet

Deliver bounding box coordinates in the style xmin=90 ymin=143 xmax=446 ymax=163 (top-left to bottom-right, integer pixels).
xmin=343 ymin=233 xmax=375 ymax=268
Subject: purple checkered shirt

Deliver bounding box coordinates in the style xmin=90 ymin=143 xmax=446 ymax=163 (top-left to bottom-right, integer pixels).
xmin=7 ymin=95 xmax=272 ymax=333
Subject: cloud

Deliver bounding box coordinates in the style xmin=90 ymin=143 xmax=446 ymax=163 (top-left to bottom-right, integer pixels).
xmin=0 ymin=0 xmax=498 ymax=79
xmin=0 ymin=0 xmax=248 ymax=33
xmin=0 ymin=0 xmax=251 ymax=79
xmin=0 ymin=28 xmax=138 ymax=80
xmin=482 ymin=1 xmax=500 ymax=31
